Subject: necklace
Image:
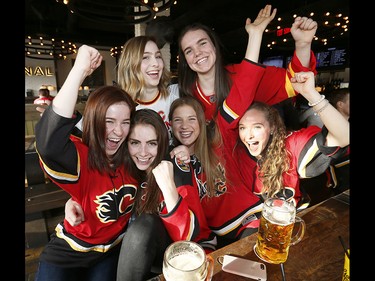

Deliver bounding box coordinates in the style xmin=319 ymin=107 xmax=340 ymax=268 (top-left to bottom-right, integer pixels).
xmin=196 ymin=81 xmax=216 ymax=104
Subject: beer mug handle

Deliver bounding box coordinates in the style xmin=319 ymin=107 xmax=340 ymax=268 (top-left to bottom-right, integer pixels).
xmin=290 ymin=216 xmax=306 ymax=246
xmin=205 ymin=254 xmax=214 ymax=281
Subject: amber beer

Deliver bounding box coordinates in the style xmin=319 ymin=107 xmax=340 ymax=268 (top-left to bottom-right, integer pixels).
xmin=254 ymin=198 xmax=305 ymax=264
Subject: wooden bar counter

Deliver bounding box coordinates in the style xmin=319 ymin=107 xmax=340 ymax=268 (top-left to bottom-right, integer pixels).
xmin=157 ymin=190 xmax=349 ymax=281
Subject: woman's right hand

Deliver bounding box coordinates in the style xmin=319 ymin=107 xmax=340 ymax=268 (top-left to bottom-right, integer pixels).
xmin=244 ymin=4 xmax=276 ymax=63
xmin=73 ymin=45 xmax=103 ymax=77
xmin=245 ymin=4 xmax=276 ymax=35
xmin=65 ymin=198 xmax=85 ymax=226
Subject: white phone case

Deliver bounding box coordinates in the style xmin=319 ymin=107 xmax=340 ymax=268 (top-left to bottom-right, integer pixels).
xmin=221 ymin=254 xmax=267 ymax=281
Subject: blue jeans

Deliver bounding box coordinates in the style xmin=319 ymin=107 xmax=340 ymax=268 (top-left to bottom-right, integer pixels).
xmin=34 ymin=246 xmax=120 ymax=281
xmin=116 ymin=214 xmax=172 ymax=281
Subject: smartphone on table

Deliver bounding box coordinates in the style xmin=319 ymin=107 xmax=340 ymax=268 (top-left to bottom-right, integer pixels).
xmin=221 ymin=254 xmax=267 ymax=281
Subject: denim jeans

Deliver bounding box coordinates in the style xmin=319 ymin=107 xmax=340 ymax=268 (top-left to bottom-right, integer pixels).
xmin=34 ymin=245 xmax=120 ymax=281
xmin=116 ymin=213 xmax=172 ymax=281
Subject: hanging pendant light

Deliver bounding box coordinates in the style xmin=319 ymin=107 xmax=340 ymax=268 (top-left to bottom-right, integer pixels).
xmin=25 ymin=35 xmax=77 ymax=60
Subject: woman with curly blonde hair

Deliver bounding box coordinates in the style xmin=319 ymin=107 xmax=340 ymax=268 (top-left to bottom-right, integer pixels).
xmin=245 ymin=102 xmax=290 ymax=198
xmin=235 ymin=71 xmax=350 ymax=210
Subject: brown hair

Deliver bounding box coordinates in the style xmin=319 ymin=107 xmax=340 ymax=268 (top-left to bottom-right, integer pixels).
xmin=177 ymin=23 xmax=232 ymax=120
xmin=128 ymin=109 xmax=170 ymax=214
xmin=82 ymin=85 xmax=136 ymax=174
xmin=326 ymin=88 xmax=349 ymax=109
xmin=169 ymin=96 xmax=224 ymax=197
xmin=38 ymin=88 xmax=50 ymax=97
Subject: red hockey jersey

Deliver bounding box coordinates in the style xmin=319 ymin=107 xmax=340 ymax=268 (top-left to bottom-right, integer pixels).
xmin=35 ymin=107 xmax=137 ymax=254
xmin=192 ymin=50 xmax=317 ymax=122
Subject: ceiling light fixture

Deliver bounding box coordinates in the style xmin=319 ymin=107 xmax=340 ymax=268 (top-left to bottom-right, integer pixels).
xmin=25 ymin=35 xmax=77 ymax=60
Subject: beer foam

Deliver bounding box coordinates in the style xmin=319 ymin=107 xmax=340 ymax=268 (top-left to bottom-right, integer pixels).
xmin=164 ymin=253 xmax=206 ymax=281
xmin=270 ymin=208 xmax=292 ymax=224
xmin=169 ymin=253 xmax=203 ymax=270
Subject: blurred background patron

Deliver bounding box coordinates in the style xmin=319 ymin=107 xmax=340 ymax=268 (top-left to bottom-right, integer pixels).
xmin=34 ymin=88 xmax=54 ymax=105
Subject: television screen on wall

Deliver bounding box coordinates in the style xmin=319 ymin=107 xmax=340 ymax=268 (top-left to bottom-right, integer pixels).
xmin=262 ymin=56 xmax=284 ymax=68
xmin=316 ymin=47 xmax=348 ymax=69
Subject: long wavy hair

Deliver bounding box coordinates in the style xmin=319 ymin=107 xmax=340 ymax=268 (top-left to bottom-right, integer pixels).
xmin=240 ymin=101 xmax=290 ymax=198
xmin=82 ymin=85 xmax=136 ymax=174
xmin=116 ymin=36 xmax=171 ymax=101
xmin=125 ymin=109 xmax=170 ymax=215
xmin=169 ymin=97 xmax=224 ymax=197
xmin=177 ymin=23 xmax=232 ymax=120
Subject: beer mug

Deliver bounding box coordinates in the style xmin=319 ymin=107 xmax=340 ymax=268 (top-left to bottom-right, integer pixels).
xmin=254 ymin=197 xmax=305 ymax=264
xmin=162 ymin=241 xmax=214 ymax=281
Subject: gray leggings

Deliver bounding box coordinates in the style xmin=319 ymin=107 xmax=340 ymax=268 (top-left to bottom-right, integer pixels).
xmin=116 ymin=214 xmax=172 ymax=281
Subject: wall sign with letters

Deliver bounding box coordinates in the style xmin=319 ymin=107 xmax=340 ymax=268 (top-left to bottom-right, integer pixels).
xmin=25 ymin=66 xmax=54 ymax=76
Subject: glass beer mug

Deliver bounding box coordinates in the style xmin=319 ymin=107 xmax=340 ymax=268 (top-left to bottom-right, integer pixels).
xmin=254 ymin=197 xmax=305 ymax=264
xmin=162 ymin=241 xmax=214 ymax=281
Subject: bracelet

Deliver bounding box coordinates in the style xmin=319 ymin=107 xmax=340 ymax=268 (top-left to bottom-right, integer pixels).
xmin=314 ymin=100 xmax=330 ymax=116
xmin=308 ymin=94 xmax=325 ymax=107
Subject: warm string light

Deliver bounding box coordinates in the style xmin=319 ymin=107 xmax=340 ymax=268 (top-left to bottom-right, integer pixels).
xmin=110 ymin=46 xmax=124 ymax=58
xmin=263 ymin=11 xmax=349 ymax=50
xmin=25 ymin=35 xmax=77 ymax=60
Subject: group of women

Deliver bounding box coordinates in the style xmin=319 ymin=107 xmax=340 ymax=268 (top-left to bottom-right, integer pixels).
xmin=33 ymin=4 xmax=350 ymax=281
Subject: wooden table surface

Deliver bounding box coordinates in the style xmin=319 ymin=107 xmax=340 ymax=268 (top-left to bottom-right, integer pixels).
xmin=156 ymin=190 xmax=349 ymax=281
